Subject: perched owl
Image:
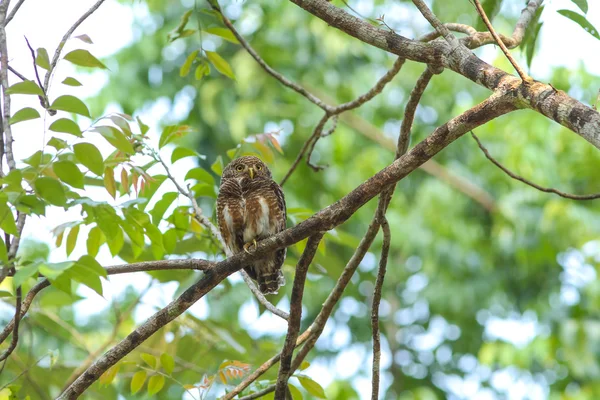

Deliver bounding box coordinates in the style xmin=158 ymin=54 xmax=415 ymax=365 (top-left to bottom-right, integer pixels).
xmin=216 ymin=156 xmax=287 ymax=294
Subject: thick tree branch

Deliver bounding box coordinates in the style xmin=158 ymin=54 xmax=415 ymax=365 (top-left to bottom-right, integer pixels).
xmin=274 ymin=233 xmax=324 ymax=398
xmin=0 ymin=0 xmax=16 ymax=171
xmin=471 ymin=131 xmax=600 ymax=200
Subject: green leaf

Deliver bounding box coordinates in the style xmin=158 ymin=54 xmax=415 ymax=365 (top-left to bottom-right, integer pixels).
xmin=204 ymin=27 xmax=239 ymax=44
xmin=9 ymin=107 xmax=40 ymax=125
xmin=147 ymin=374 xmax=165 ymax=396
xmin=63 ymin=49 xmax=107 ymax=69
xmin=49 ymin=118 xmax=82 ymax=137
xmin=66 ymin=225 xmax=80 ymax=256
xmin=13 ymin=264 xmax=39 ymax=288
xmin=36 ymin=48 xmax=51 ymax=70
xmin=93 ymin=205 xmax=124 ymax=256
xmin=571 ymin=0 xmax=588 ymax=14
xmin=298 ymin=376 xmax=326 ymax=399
xmin=205 ymin=51 xmax=235 ymax=79
xmin=39 ymin=261 xmax=73 ymax=280
xmin=288 ymin=383 xmax=303 ymax=400
xmin=141 ymin=353 xmax=157 ymax=369
xmin=130 ymin=370 xmax=146 ymax=394
xmin=35 ymin=177 xmax=67 ymax=206
xmin=211 ymin=155 xmax=224 ymax=176
xmin=160 ymin=353 xmax=175 ymax=375
xmin=6 ymin=80 xmax=43 ymax=96
xmin=74 ymin=143 xmax=104 ymax=175
xmin=171 ymin=147 xmax=203 ymax=163
xmin=53 ymin=160 xmax=84 ymax=189
xmin=87 ymin=226 xmax=104 ymax=257
xmin=50 ymin=95 xmax=91 ymax=118
xmin=23 ymin=150 xmax=52 ymax=168
xmin=138 ymin=175 xmax=167 ymax=212
xmin=62 ymin=77 xmax=82 ymax=86
xmin=180 ymin=50 xmax=199 ymax=77
xmin=91 ymin=126 xmax=134 ymax=154
xmin=78 ymin=255 xmax=107 ymax=278
xmin=557 ymin=9 xmax=600 ymax=40
xmin=150 ymin=192 xmax=178 ymax=225
xmin=168 ymin=10 xmax=194 ymax=42
xmin=47 ymin=137 xmax=69 ymax=151
xmin=185 ymin=167 xmax=215 ymax=186
xmin=158 ymin=125 xmax=191 ymax=149
xmin=163 ymin=229 xmax=177 ymax=253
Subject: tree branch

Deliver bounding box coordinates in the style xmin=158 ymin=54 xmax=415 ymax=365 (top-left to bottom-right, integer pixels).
xmin=0 ymin=0 xmax=16 ymax=171
xmin=471 ymin=131 xmax=600 ymax=200
xmin=274 ymin=233 xmax=324 ymax=398
xmin=7 ymin=65 xmax=26 ymax=81
xmin=240 ymin=269 xmax=289 ymax=321
xmin=0 ymin=286 xmax=21 ymax=362
xmin=370 ymin=218 xmax=390 ymax=400
xmin=212 ymin=3 xmax=333 ymax=113
xmin=3 ymin=0 xmax=24 ymax=26
xmin=471 ymin=0 xmax=530 ymax=82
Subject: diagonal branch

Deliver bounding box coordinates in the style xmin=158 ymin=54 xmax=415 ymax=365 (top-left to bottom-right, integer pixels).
xmin=211 ymin=3 xmax=333 ymax=113
xmin=0 ymin=287 xmax=21 ymax=362
xmin=3 ymin=0 xmax=24 ymax=26
xmin=274 ymin=233 xmax=324 ymax=398
xmin=471 ymin=0 xmax=530 ymax=82
xmin=471 ymin=131 xmax=600 ymax=200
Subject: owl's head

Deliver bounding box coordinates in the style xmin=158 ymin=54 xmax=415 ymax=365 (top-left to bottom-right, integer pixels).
xmin=222 ymin=156 xmax=272 ymax=180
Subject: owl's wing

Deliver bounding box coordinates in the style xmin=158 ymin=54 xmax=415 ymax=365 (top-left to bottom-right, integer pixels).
xmin=271 ymin=180 xmax=287 ymax=232
xmin=217 ymin=178 xmax=245 ymax=255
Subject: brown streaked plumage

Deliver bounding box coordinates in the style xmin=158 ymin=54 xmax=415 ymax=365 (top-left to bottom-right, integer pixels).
xmin=216 ymin=156 xmax=287 ymax=294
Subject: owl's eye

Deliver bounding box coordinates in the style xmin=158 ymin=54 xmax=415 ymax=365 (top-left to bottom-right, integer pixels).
xmin=256 ymin=165 xmax=262 ymax=170
xmin=236 ymin=165 xmax=244 ymax=171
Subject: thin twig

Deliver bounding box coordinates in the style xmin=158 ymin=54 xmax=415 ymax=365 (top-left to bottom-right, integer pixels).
xmin=274 ymin=233 xmax=324 ymax=398
xmin=23 ymin=36 xmax=44 ymax=92
xmin=4 ymin=0 xmax=24 ymax=26
xmin=418 ymin=23 xmax=477 ymax=42
xmin=0 ymin=258 xmax=213 ymax=345
xmin=371 ymin=219 xmax=390 ymax=400
xmin=411 ymin=0 xmax=459 ymax=47
xmin=0 ymin=286 xmax=22 ymax=361
xmin=471 ymin=0 xmax=530 ymax=82
xmin=221 ymin=329 xmax=312 ymax=400
xmin=240 ymin=270 xmax=289 ymax=320
xmin=7 ymin=65 xmax=26 ymax=81
xmin=43 ymin=0 xmax=106 ymax=92
xmin=280 ymin=113 xmax=330 ymax=186
xmin=0 ymin=354 xmax=48 ymax=391
xmin=211 ymin=4 xmax=333 ymax=113
xmin=471 ymin=132 xmax=600 ymax=200
xmin=334 ymin=57 xmax=406 ymax=113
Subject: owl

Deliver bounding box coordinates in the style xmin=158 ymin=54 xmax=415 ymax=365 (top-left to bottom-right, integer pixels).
xmin=216 ymin=156 xmax=287 ymax=294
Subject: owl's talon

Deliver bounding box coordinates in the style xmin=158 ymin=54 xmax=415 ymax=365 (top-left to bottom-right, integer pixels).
xmin=243 ymin=239 xmax=258 ymax=254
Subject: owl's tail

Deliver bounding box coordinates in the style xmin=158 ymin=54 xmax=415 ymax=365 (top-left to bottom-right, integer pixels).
xmin=258 ymin=270 xmax=285 ymax=295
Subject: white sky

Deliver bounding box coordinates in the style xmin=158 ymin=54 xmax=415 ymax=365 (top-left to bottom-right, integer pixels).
xmin=2 ymin=0 xmax=600 ymax=399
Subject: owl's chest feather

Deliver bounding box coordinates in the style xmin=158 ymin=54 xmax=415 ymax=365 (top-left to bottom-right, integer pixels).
xmin=243 ymin=197 xmax=272 ymax=241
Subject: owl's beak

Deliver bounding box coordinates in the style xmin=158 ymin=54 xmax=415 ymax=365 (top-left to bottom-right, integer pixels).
xmin=248 ymin=168 xmax=255 ymax=179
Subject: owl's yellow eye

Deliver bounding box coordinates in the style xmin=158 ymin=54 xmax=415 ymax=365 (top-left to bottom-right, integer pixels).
xmin=236 ymin=165 xmax=244 ymax=171
xmin=256 ymin=165 xmax=262 ymax=170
